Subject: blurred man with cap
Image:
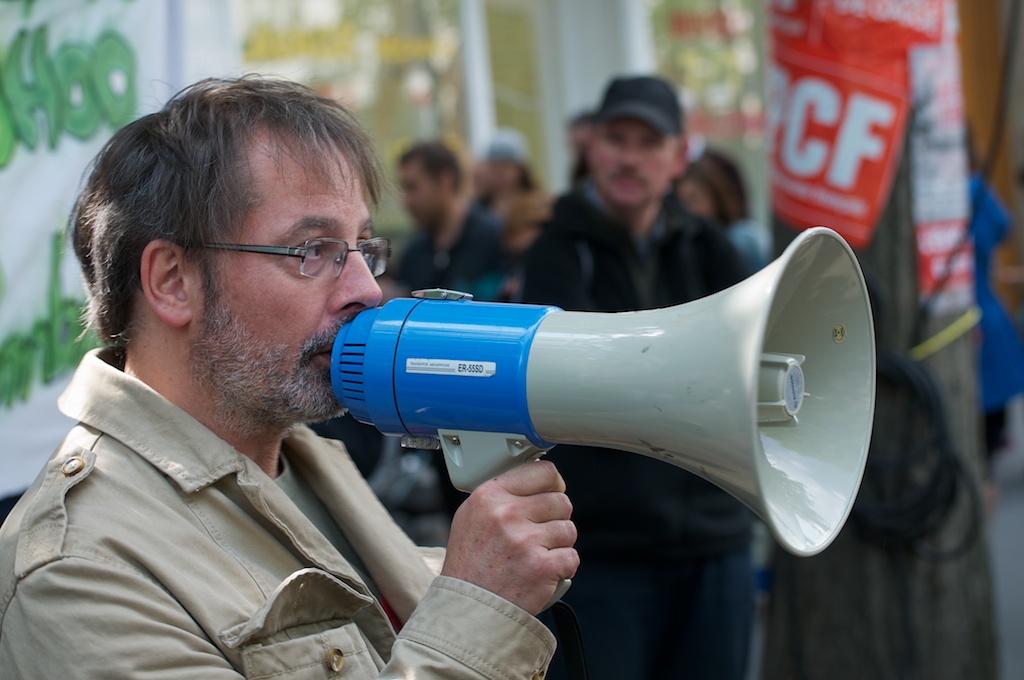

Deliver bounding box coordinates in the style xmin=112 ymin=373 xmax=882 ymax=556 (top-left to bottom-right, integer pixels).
xmin=521 ymin=74 xmax=754 ymax=680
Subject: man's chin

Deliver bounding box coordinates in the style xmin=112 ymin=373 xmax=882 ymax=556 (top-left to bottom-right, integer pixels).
xmin=300 ymin=371 xmax=343 ymax=421
xmin=595 ymin=183 xmax=648 ymax=212
xmin=300 ymin=405 xmax=346 ymax=425
xmin=608 ymin=187 xmax=650 ymax=208
xmin=294 ymin=383 xmax=345 ymax=424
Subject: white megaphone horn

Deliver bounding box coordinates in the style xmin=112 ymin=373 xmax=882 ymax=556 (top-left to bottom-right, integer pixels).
xmin=331 ymin=227 xmax=875 ymax=556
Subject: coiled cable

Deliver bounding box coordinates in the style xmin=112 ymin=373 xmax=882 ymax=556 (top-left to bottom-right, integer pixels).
xmin=852 ymin=349 xmax=981 ymax=561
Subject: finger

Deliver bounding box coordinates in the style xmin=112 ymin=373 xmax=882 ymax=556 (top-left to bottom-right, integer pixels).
xmin=544 ymin=546 xmax=581 ymax=581
xmin=521 ymin=491 xmax=574 ymax=524
xmin=536 ymin=518 xmax=578 ymax=551
xmin=491 ymin=459 xmax=566 ymax=496
xmin=516 ymin=543 xmax=580 ymax=588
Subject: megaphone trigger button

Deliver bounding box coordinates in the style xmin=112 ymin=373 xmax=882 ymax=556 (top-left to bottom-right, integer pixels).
xmin=411 ymin=287 xmax=474 ymax=300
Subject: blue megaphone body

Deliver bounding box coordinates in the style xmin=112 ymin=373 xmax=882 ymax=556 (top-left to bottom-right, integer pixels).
xmin=331 ymin=291 xmax=562 ymax=491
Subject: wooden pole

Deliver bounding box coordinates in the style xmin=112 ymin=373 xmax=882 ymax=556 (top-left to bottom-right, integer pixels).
xmin=760 ymin=3 xmax=999 ymax=677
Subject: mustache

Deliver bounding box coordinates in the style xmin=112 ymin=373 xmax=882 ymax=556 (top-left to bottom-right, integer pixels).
xmin=610 ymin=169 xmax=647 ymax=185
xmin=300 ymin=316 xmax=352 ymax=365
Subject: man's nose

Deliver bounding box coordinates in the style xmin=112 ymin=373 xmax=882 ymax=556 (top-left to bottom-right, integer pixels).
xmin=334 ymin=253 xmax=383 ymax=311
xmin=617 ymin=142 xmax=643 ymax=167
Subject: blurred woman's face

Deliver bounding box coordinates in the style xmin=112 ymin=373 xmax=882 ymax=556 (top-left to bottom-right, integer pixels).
xmin=490 ymin=160 xmax=524 ymax=193
xmin=677 ymin=178 xmax=717 ymax=222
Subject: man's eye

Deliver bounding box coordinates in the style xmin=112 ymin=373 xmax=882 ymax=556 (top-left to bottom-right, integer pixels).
xmin=306 ymin=243 xmax=325 ymax=259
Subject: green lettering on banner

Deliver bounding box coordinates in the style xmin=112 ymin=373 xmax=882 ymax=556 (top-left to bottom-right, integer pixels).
xmin=53 ymin=43 xmax=101 ymax=139
xmin=0 ymin=23 xmax=137 ymax=167
xmin=0 ymin=230 xmax=98 ymax=408
xmin=4 ymin=26 xmax=62 ymax=151
xmin=92 ymin=31 xmax=135 ymax=127
xmin=0 ymin=84 xmax=13 ymax=166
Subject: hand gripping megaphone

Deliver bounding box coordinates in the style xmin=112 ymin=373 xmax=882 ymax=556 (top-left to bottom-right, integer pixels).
xmin=331 ymin=227 xmax=874 ymax=556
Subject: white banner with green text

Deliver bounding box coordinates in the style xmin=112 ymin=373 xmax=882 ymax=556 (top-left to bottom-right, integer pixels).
xmin=0 ymin=0 xmax=178 ymax=498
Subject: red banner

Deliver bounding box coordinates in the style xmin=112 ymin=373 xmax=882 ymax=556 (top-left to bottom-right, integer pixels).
xmin=767 ymin=0 xmax=946 ymax=249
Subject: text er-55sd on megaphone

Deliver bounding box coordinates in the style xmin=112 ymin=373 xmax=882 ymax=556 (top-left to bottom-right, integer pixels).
xmin=331 ymin=227 xmax=874 ymax=556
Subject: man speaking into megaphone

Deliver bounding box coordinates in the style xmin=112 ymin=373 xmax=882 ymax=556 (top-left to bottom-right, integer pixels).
xmin=0 ymin=77 xmax=578 ymax=679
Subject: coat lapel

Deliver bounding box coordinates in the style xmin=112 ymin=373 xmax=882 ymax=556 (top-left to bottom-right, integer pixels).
xmin=285 ymin=426 xmax=439 ymax=624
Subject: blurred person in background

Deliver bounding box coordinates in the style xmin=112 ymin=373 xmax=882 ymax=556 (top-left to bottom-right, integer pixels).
xmin=676 ymin=147 xmax=771 ymax=273
xmin=393 ymin=140 xmax=506 ymax=302
xmin=477 ymin=128 xmax=542 ymax=224
xmin=472 ymin=128 xmax=552 ymax=302
xmin=967 ymin=141 xmax=1024 ymax=514
xmin=496 ymin=184 xmax=552 ymax=302
xmin=520 ymin=74 xmax=754 ymax=680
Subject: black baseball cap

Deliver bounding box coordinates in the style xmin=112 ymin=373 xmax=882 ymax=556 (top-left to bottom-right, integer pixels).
xmin=593 ymin=75 xmax=682 ymax=136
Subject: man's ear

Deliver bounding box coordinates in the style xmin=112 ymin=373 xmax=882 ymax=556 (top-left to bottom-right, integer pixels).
xmin=138 ymin=240 xmax=201 ymax=329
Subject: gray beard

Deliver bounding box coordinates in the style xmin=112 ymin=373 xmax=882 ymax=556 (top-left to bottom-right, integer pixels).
xmin=189 ymin=296 xmax=345 ymax=438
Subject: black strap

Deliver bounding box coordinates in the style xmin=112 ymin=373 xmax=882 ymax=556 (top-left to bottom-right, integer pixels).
xmin=550 ymin=601 xmax=589 ymax=680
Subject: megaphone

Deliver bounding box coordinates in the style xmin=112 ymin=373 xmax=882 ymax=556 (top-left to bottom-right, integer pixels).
xmin=331 ymin=227 xmax=874 ymax=556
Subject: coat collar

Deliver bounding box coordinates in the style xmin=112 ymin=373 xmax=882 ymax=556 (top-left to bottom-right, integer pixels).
xmin=59 ymin=349 xmax=249 ymax=493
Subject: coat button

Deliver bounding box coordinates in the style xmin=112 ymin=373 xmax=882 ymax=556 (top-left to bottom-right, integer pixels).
xmin=326 ymin=648 xmax=345 ymax=672
xmin=60 ymin=456 xmax=86 ymax=477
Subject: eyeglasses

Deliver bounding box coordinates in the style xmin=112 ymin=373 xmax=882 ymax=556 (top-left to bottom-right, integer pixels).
xmin=200 ymin=237 xmax=390 ymax=279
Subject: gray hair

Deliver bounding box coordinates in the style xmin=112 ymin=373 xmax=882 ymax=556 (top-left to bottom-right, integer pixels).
xmin=70 ymin=75 xmax=384 ymax=347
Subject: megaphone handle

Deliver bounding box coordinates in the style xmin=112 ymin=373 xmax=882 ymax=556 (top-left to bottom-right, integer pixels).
xmin=436 ymin=429 xmax=551 ymax=492
xmin=542 ymin=578 xmax=572 ymax=612
xmin=430 ymin=430 xmax=570 ymax=610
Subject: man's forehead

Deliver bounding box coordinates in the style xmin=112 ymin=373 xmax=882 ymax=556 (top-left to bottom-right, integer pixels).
xmin=399 ymin=157 xmax=434 ymax=179
xmin=244 ymin=156 xmax=364 ymax=210
xmin=239 ymin=134 xmax=370 ymax=235
xmin=599 ymin=116 xmax=673 ymax=139
xmin=245 ymin=129 xmax=359 ymax=189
